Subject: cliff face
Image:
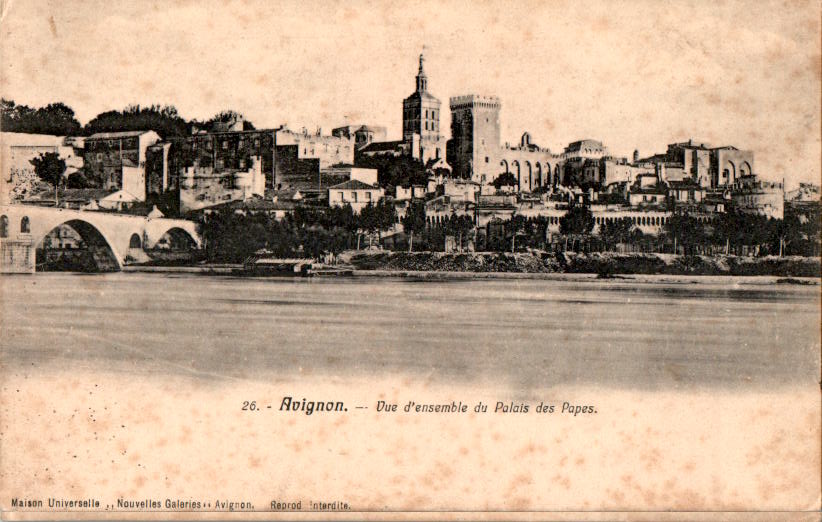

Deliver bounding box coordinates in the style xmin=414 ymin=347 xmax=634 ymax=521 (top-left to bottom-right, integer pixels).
xmin=348 ymin=251 xmax=821 ymax=277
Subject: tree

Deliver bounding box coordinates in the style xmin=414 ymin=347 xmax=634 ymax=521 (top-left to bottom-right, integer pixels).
xmin=30 ymin=152 xmax=66 ymax=206
xmin=508 ymin=214 xmax=528 ymax=252
xmin=205 ymin=110 xmax=255 ymax=130
xmin=401 ymin=200 xmax=427 ymax=252
xmin=445 ymin=213 xmax=474 ymax=252
xmin=492 ymin=172 xmax=518 ymax=190
xmin=354 ymin=153 xmax=428 ymax=190
xmin=600 ymin=218 xmax=634 ymax=251
xmin=358 ymin=202 xmax=378 ymax=249
xmin=559 ymin=204 xmax=595 ymax=236
xmin=84 ymin=104 xmax=189 ymax=139
xmin=664 ymin=211 xmax=705 ymax=255
xmin=1 ymin=99 xmax=82 ymax=135
xmin=559 ymin=204 xmax=595 ymax=252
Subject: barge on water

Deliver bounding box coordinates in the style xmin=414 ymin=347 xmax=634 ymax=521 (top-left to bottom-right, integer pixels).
xmin=242 ymin=255 xmax=313 ymax=277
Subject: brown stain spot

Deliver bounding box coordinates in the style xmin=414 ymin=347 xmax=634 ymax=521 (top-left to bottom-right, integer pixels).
xmin=593 ymin=16 xmax=611 ymax=33
xmin=248 ymin=455 xmax=261 ymax=468
xmin=342 ymin=7 xmax=357 ymax=21
xmin=508 ymin=496 xmax=532 ymax=510
xmin=133 ymin=475 xmax=146 ymax=488
xmin=551 ymin=473 xmax=571 ymax=490
xmin=179 ymin=425 xmax=191 ymax=444
xmin=48 ymin=16 xmax=57 ymax=38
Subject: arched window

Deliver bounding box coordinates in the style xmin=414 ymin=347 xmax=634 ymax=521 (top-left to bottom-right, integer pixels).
xmin=129 ymin=233 xmax=142 ymax=249
xmin=20 ymin=216 xmax=30 ymax=234
xmin=0 ymin=215 xmax=7 ymax=238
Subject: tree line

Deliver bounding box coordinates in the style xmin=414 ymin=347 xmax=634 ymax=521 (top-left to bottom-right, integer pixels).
xmin=200 ymin=200 xmax=397 ymax=263
xmin=2 ymin=99 xmax=254 ymax=139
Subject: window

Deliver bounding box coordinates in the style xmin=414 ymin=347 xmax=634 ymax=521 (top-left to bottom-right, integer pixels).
xmin=238 ymin=140 xmax=244 ymax=148
xmin=254 ymin=139 xmax=260 ymax=147
xmin=485 ymin=157 xmax=489 ymax=163
xmin=20 ymin=216 xmax=30 ymax=234
xmin=222 ymin=141 xmax=228 ymax=150
xmin=352 ymin=192 xmax=358 ymax=202
xmin=96 ymin=153 xmax=102 ymax=161
xmin=0 ymin=215 xmax=7 ymax=238
xmin=339 ymin=192 xmax=345 ymax=201
xmin=239 ymin=159 xmax=246 ymax=169
xmin=365 ymin=192 xmax=372 ymax=200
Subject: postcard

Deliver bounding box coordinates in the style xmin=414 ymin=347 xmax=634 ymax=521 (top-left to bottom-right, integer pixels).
xmin=1 ymin=0 xmax=820 ymax=520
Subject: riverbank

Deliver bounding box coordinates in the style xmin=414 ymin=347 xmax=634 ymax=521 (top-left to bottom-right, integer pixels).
xmin=122 ymin=251 xmax=821 ymax=280
xmin=346 ymin=251 xmax=822 ymax=278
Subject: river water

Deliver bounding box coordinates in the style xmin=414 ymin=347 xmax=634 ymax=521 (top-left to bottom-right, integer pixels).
xmin=1 ymin=272 xmax=819 ymax=390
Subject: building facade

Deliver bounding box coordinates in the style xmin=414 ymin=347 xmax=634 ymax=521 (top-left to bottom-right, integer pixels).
xmin=0 ymin=132 xmax=83 ymax=204
xmin=731 ymin=175 xmax=783 ymax=219
xmin=332 ymin=125 xmax=388 ymax=150
xmin=448 ymin=95 xmax=561 ymax=191
xmin=327 ymin=179 xmax=384 ymax=214
xmin=448 ymin=95 xmax=502 ymax=185
xmin=179 ymin=155 xmax=265 ymax=212
xmin=83 ymin=130 xmax=160 ymax=191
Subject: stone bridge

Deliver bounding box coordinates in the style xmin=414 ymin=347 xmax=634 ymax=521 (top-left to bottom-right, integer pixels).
xmin=0 ymin=204 xmax=201 ymax=272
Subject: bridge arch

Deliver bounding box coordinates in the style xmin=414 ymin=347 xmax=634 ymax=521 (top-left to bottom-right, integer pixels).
xmin=36 ymin=219 xmax=122 ymax=272
xmin=144 ymin=222 xmax=201 ymax=250
xmin=150 ymin=226 xmax=199 ymax=251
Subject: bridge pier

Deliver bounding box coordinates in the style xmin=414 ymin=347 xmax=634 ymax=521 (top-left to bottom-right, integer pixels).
xmin=0 ymin=237 xmax=35 ymax=274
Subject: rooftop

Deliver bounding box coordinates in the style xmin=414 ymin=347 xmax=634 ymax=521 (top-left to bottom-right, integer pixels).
xmin=329 ymin=179 xmax=380 ymax=190
xmin=359 ymin=140 xmax=403 ymax=153
xmin=87 ymin=130 xmax=157 ymax=139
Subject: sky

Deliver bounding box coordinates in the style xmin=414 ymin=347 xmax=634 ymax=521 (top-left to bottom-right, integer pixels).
xmin=1 ymin=0 xmax=820 ymax=189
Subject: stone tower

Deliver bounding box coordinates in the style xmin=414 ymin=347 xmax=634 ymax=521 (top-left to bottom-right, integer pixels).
xmin=447 ymin=95 xmax=501 ymax=183
xmin=402 ymin=53 xmax=444 ymax=162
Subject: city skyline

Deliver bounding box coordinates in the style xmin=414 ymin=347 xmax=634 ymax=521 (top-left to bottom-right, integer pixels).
xmin=1 ymin=0 xmax=819 ymax=189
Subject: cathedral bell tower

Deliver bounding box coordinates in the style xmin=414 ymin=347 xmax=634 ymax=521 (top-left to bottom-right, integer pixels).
xmin=416 ymin=53 xmax=428 ymax=92
xmin=402 ymin=52 xmax=441 ymax=147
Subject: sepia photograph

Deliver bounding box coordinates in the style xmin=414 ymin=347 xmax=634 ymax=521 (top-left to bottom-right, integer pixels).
xmin=0 ymin=0 xmax=820 ymax=520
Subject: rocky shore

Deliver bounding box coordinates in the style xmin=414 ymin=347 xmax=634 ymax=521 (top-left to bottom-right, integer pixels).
xmin=346 ymin=251 xmax=821 ymax=278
